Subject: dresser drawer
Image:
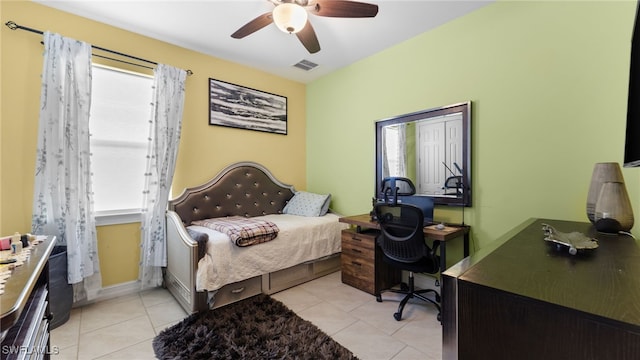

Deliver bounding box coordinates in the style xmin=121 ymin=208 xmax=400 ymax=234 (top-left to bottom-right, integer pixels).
xmin=341 ymin=229 xmax=377 ymax=251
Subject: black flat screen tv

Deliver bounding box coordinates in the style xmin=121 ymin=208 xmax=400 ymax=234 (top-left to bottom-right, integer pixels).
xmin=624 ymin=1 xmax=640 ymax=167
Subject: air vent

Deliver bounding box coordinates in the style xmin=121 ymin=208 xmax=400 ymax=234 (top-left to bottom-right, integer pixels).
xmin=293 ymin=59 xmax=318 ymax=71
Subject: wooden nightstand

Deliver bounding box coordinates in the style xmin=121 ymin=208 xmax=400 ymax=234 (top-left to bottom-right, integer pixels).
xmin=339 ymin=225 xmax=401 ymax=295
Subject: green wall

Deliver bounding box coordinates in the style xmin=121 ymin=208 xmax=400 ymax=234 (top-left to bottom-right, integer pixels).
xmin=307 ymin=0 xmax=640 ymax=251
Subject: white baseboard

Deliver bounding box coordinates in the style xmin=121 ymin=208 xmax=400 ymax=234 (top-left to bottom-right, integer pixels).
xmin=72 ymin=280 xmax=142 ymax=308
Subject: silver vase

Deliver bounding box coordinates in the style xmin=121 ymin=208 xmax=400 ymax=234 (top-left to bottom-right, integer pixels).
xmin=594 ymin=181 xmax=634 ymax=233
xmin=586 ymin=162 xmax=625 ymax=224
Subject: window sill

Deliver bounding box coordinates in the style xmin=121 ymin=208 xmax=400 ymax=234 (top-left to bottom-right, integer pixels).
xmin=95 ymin=210 xmax=142 ymax=226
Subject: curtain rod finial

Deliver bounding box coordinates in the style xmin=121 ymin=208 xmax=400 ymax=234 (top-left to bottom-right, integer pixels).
xmin=6 ymin=21 xmax=18 ymax=30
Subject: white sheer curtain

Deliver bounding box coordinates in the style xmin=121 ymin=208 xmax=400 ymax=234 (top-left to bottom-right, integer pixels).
xmin=382 ymin=124 xmax=408 ymax=178
xmin=32 ymin=32 xmax=101 ymax=301
xmin=396 ymin=123 xmax=407 ymax=177
xmin=139 ymin=64 xmax=187 ymax=289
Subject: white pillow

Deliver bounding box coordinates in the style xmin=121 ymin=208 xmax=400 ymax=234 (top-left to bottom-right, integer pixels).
xmin=283 ymin=191 xmax=331 ymax=217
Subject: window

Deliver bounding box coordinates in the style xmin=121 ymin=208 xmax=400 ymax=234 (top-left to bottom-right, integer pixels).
xmin=89 ymin=65 xmax=153 ymax=225
xmin=383 ymin=124 xmax=406 ymax=178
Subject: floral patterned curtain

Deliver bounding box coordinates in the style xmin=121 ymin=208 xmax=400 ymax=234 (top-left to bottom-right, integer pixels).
xmin=32 ymin=32 xmax=101 ymax=301
xmin=139 ymin=64 xmax=187 ymax=289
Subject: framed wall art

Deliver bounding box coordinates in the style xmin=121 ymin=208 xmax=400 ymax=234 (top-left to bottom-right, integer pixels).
xmin=208 ymin=78 xmax=287 ymax=135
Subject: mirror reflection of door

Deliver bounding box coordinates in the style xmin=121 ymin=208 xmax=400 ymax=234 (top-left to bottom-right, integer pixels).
xmin=376 ymin=101 xmax=471 ymax=206
xmin=416 ymin=113 xmax=463 ymax=197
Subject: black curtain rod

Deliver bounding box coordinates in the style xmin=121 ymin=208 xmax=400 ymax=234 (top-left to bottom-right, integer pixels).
xmin=5 ymin=21 xmax=193 ymax=75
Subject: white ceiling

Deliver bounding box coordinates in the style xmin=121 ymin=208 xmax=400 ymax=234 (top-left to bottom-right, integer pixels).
xmin=33 ymin=0 xmax=493 ymax=83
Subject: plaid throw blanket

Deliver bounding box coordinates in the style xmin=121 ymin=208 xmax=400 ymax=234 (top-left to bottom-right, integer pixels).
xmin=192 ymin=216 xmax=280 ymax=247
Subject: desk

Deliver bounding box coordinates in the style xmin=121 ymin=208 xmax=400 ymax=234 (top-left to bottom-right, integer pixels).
xmin=442 ymin=219 xmax=640 ymax=359
xmin=339 ymin=214 xmax=470 ymax=275
xmin=338 ymin=214 xmax=469 ymax=297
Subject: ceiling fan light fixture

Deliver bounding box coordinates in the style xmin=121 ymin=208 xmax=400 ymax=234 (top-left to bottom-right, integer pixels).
xmin=273 ymin=3 xmax=308 ymax=34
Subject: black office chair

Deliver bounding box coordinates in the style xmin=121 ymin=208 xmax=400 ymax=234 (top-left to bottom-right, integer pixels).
xmin=375 ymin=203 xmax=441 ymax=321
xmin=381 ymin=177 xmax=416 ymax=202
xmin=442 ymin=175 xmax=463 ymax=196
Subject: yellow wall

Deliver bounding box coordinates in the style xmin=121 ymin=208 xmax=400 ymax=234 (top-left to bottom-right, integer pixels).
xmin=307 ymin=0 xmax=639 ymax=257
xmin=96 ymin=223 xmax=141 ymax=287
xmin=1 ymin=1 xmax=306 ymax=286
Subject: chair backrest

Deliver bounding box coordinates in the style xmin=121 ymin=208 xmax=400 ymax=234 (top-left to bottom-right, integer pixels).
xmin=397 ymin=195 xmax=434 ymax=224
xmin=375 ymin=203 xmax=435 ymax=266
xmin=381 ymin=177 xmax=416 ymax=205
xmin=443 ymin=175 xmax=463 ymax=195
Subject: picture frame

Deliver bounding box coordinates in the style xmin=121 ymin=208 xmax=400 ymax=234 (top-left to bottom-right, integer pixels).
xmin=208 ymin=78 xmax=287 ymax=135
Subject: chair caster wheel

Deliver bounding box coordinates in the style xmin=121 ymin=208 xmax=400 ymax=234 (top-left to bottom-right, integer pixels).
xmin=437 ymin=313 xmax=442 ymax=322
xmin=376 ymin=295 xmax=382 ymax=302
xmin=400 ymin=283 xmax=409 ymax=291
xmin=393 ymin=312 xmax=402 ymax=321
xmin=435 ymin=294 xmax=441 ymax=302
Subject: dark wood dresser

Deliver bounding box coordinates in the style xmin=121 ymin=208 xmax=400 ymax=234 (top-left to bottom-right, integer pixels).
xmin=442 ymin=219 xmax=640 ymax=360
xmin=1 ymin=236 xmax=56 ymax=360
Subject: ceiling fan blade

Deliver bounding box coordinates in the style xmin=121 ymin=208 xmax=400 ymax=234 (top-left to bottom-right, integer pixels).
xmin=312 ymin=0 xmax=379 ymax=18
xmin=296 ymin=20 xmax=321 ymax=54
xmin=231 ymin=12 xmax=273 ymax=39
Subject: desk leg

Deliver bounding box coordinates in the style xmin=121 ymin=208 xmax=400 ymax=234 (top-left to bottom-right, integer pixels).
xmin=439 ymin=240 xmax=446 ymax=278
xmin=463 ymin=232 xmax=470 ymax=258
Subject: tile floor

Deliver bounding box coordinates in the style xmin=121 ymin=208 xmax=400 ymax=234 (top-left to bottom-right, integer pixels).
xmin=51 ymin=271 xmax=442 ymax=359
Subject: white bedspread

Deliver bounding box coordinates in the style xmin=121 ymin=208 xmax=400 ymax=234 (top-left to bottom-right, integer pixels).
xmin=190 ymin=213 xmax=347 ymax=292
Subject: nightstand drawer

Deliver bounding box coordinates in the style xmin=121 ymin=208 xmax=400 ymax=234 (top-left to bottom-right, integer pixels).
xmin=342 ymin=237 xmax=375 ymax=260
xmin=341 ymin=252 xmax=374 ymax=275
xmin=341 ymin=253 xmax=375 ymax=294
xmin=341 ymin=229 xmax=377 ymax=251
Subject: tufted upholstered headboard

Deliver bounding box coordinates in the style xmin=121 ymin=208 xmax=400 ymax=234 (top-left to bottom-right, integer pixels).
xmin=168 ymin=162 xmax=296 ymax=226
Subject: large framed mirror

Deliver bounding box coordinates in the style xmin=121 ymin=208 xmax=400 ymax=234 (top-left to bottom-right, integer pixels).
xmin=375 ymin=102 xmax=471 ymax=207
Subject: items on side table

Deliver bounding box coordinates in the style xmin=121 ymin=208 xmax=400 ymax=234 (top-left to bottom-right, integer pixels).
xmin=586 ymin=162 xmax=634 ymax=233
xmin=542 ymin=223 xmax=598 ymax=255
xmin=0 ymin=234 xmax=44 ymax=295
xmin=1 ymin=236 xmax=56 ymax=359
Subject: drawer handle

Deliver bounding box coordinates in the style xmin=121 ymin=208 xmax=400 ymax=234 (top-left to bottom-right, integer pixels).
xmin=351 ymin=248 xmax=362 ymax=254
xmin=231 ymin=287 xmax=245 ymax=294
xmin=351 ymin=261 xmax=361 ymax=267
xmin=351 ymin=235 xmax=362 ymax=241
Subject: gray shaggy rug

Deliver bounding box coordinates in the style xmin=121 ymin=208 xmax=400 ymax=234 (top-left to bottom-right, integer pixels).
xmin=153 ymin=294 xmax=359 ymax=359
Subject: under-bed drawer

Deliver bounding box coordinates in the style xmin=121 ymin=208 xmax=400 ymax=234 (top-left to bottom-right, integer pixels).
xmin=264 ymin=254 xmax=341 ymax=294
xmin=313 ymin=254 xmax=341 ymax=275
xmin=267 ymin=262 xmax=313 ymax=292
xmin=212 ymin=276 xmax=262 ymax=309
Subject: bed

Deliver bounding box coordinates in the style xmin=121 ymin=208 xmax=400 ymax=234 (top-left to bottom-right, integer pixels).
xmin=165 ymin=161 xmax=346 ymax=313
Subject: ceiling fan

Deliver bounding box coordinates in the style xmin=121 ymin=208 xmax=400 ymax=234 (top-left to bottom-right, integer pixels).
xmin=231 ymin=0 xmax=379 ymax=54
